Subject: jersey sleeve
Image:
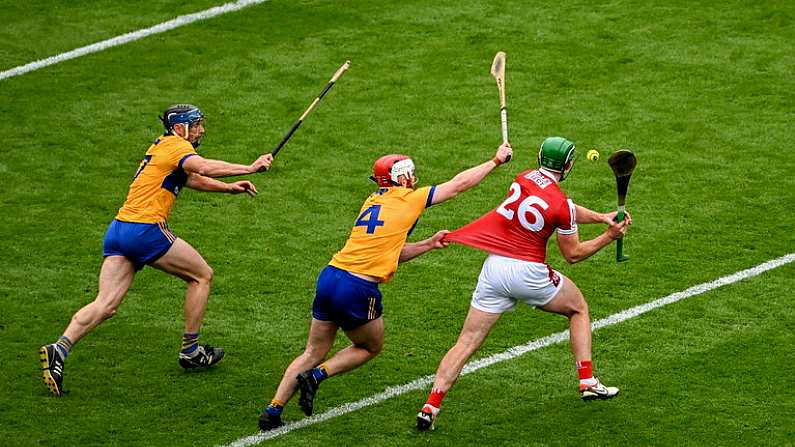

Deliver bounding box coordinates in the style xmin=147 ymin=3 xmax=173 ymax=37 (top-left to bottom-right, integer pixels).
xmin=164 ymin=141 xmax=198 ymax=170
xmin=556 ymin=198 xmax=578 ymax=235
xmin=407 ymin=186 xmax=436 ymax=212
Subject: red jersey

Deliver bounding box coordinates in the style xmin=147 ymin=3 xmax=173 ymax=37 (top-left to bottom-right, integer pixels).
xmin=446 ymin=169 xmax=577 ymax=263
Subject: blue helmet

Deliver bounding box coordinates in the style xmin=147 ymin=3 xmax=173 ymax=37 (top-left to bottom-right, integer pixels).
xmin=160 ymin=104 xmax=204 ymax=131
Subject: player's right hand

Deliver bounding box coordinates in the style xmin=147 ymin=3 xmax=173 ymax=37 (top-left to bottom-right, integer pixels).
xmin=606 ymin=219 xmax=629 ymax=240
xmin=430 ymin=230 xmax=451 ymax=249
xmin=495 ymin=142 xmax=512 ymax=165
xmin=251 ymin=153 xmax=274 ymax=173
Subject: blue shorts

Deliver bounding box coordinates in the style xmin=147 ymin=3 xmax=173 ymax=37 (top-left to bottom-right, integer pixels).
xmin=103 ymin=219 xmax=176 ymax=270
xmin=312 ymin=265 xmax=383 ymax=331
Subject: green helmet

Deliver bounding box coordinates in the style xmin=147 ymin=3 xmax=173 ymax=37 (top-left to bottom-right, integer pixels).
xmin=538 ymin=136 xmax=577 ymax=181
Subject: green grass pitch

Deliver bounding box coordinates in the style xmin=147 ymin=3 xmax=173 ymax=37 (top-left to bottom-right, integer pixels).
xmin=1 ymin=0 xmax=793 ymax=445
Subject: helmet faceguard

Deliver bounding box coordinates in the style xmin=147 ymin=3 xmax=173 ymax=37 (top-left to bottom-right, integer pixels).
xmin=538 ymin=136 xmax=577 ymax=181
xmin=370 ymin=154 xmax=417 ymax=188
xmin=160 ymin=104 xmax=205 ymax=148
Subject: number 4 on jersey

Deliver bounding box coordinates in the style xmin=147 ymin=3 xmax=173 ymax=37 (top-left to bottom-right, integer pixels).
xmin=355 ymin=205 xmax=385 ymax=234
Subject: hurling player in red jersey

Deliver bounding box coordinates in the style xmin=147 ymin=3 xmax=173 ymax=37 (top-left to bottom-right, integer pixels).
xmin=416 ymin=137 xmax=632 ymax=430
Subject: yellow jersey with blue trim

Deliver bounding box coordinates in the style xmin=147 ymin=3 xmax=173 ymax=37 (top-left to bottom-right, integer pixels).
xmin=329 ymin=185 xmax=436 ymax=283
xmin=115 ymin=135 xmax=198 ymax=224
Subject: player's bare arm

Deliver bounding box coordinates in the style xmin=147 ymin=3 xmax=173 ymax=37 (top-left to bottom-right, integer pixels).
xmin=556 ymin=219 xmax=628 ymax=264
xmin=431 ymin=143 xmax=512 ymax=205
xmin=399 ymin=230 xmax=450 ymax=263
xmin=186 ymin=173 xmax=257 ymax=195
xmin=574 ymin=204 xmax=607 ymax=224
xmin=182 ymin=153 xmax=273 ymax=178
xmin=574 ymin=205 xmax=633 ymax=225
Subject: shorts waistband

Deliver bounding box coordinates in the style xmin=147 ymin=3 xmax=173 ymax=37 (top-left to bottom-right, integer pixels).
xmin=325 ymin=265 xmax=380 ymax=287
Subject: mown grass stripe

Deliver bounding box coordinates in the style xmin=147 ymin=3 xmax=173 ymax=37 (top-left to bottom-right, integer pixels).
xmin=221 ymin=252 xmax=795 ymax=446
xmin=0 ymin=0 xmax=270 ymax=82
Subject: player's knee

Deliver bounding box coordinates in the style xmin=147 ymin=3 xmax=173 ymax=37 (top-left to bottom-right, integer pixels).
xmin=357 ymin=340 xmax=382 ymax=356
xmin=194 ymin=265 xmax=214 ymax=285
xmin=203 ymin=265 xmax=214 ymax=283
xmin=303 ymin=346 xmax=328 ymax=363
xmin=570 ymin=295 xmax=589 ymax=317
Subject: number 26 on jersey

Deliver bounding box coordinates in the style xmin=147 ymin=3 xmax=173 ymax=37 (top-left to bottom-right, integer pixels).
xmin=496 ymin=182 xmax=549 ymax=232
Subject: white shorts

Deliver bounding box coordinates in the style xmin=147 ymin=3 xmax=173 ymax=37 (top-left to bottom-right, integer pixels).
xmin=470 ymin=254 xmax=565 ymax=314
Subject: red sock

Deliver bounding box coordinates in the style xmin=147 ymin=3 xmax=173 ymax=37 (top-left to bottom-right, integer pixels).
xmin=425 ymin=388 xmax=447 ymax=409
xmin=576 ymin=360 xmax=593 ymax=380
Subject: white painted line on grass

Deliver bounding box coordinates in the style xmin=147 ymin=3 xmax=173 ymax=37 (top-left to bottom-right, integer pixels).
xmin=0 ymin=0 xmax=270 ymax=82
xmin=222 ymin=252 xmax=795 ymax=446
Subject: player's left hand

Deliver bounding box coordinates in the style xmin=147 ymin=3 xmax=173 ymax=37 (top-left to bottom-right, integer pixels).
xmin=230 ymin=180 xmax=258 ymax=196
xmin=495 ymin=142 xmax=513 ymax=165
xmin=430 ymin=230 xmax=451 ymax=249
xmin=603 ymin=210 xmax=632 ymax=225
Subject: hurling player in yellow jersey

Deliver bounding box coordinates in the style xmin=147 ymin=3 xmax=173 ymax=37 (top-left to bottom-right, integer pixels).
xmin=259 ymin=142 xmax=513 ymax=430
xmin=39 ymin=104 xmax=273 ymax=396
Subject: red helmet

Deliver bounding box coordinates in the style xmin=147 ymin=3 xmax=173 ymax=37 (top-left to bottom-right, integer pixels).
xmin=370 ymin=154 xmax=415 ymax=187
